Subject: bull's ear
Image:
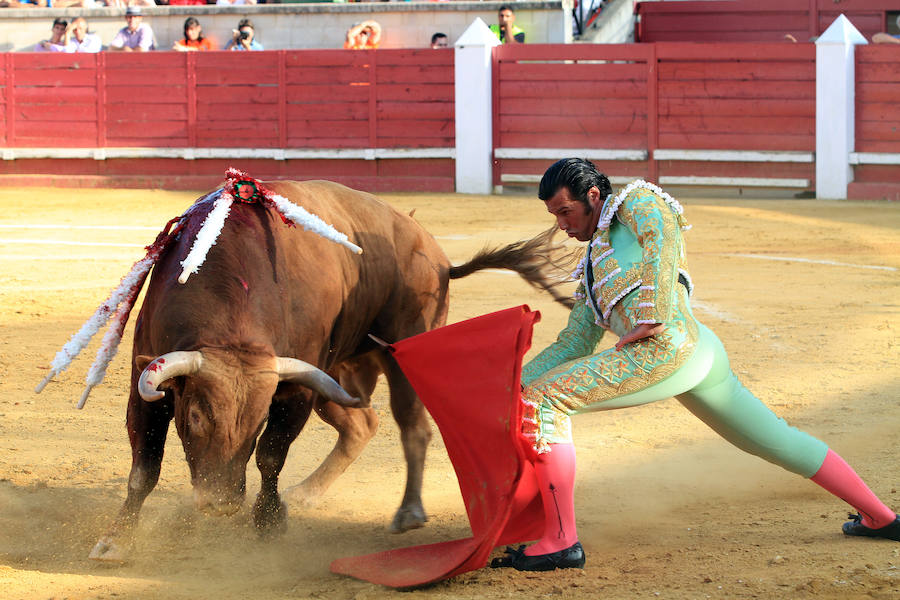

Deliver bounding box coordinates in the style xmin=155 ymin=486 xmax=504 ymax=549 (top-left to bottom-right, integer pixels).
xmin=135 ymin=354 xmax=154 ymax=372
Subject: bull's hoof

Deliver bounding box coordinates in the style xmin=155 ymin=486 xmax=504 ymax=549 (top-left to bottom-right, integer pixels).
xmin=88 ymin=536 xmax=130 ymax=563
xmin=389 ymin=505 xmax=427 ymax=533
xmin=253 ymin=494 xmax=287 ymax=536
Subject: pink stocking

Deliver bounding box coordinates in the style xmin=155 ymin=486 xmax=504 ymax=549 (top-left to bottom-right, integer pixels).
xmin=810 ymin=449 xmax=896 ymax=528
xmin=524 ymin=442 xmax=579 ymax=556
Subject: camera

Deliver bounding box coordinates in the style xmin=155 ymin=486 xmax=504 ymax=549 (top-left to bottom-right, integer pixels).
xmin=239 ymin=30 xmax=251 ymax=40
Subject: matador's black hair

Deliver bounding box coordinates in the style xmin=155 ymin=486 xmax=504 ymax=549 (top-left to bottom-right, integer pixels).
xmin=538 ymin=158 xmax=612 ymax=209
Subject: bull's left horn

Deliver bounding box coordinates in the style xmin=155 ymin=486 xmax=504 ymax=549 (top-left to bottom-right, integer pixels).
xmin=138 ymin=351 xmax=204 ymax=401
xmin=275 ymin=357 xmax=364 ymax=407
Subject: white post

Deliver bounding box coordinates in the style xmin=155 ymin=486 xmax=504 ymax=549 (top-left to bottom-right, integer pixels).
xmin=454 ymin=18 xmax=501 ymax=195
xmin=815 ymin=14 xmax=868 ymax=200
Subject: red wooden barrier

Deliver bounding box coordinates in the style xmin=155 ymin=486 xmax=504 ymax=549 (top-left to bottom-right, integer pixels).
xmin=855 ymin=45 xmax=900 ymax=153
xmin=850 ymin=44 xmax=900 ymax=200
xmin=0 ymin=49 xmax=455 ymax=191
xmin=657 ymin=43 xmax=815 ymax=152
xmin=493 ymin=43 xmax=816 ymax=190
xmin=2 ymin=45 xmax=898 ymax=197
xmin=636 ymin=0 xmax=893 ymax=43
xmin=12 ymin=53 xmax=99 ymax=148
xmin=2 ymin=50 xmax=454 ymax=150
xmin=1 ymin=54 xmax=9 ymax=147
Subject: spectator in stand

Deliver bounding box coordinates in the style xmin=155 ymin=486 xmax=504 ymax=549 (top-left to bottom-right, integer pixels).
xmin=431 ymin=32 xmax=449 ymax=49
xmin=217 ymin=0 xmax=257 ymax=5
xmin=173 ymin=17 xmax=214 ymax=51
xmin=344 ymin=20 xmax=382 ymax=50
xmin=56 ymin=0 xmax=105 ymax=6
xmin=872 ymin=15 xmax=900 ymax=44
xmin=109 ymin=6 xmax=155 ymax=52
xmin=66 ymin=17 xmax=102 ymax=53
xmin=6 ymin=0 xmax=50 ymax=7
xmin=35 ymin=18 xmax=69 ymax=53
xmin=225 ymin=18 xmax=263 ymax=51
xmin=490 ymin=5 xmax=525 ymax=45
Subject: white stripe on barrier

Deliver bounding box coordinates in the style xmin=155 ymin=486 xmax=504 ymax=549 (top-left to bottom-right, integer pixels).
xmin=849 ymin=152 xmax=900 ymax=165
xmin=501 ymin=174 xmax=636 ymax=185
xmin=494 ymin=148 xmax=648 ymax=161
xmin=1 ymin=147 xmax=454 ymax=162
xmin=653 ymin=149 xmax=814 ymax=163
xmin=659 ymin=176 xmax=810 ymax=188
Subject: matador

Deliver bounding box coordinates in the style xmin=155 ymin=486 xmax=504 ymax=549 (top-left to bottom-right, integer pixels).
xmin=491 ymin=158 xmax=900 ymax=571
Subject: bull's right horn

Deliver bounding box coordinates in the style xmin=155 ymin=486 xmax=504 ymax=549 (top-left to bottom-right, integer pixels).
xmin=276 ymin=357 xmax=364 ymax=407
xmin=138 ymin=351 xmax=204 ymax=401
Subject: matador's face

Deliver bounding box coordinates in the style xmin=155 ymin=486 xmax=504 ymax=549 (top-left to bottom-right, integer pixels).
xmin=544 ymin=186 xmax=603 ymax=242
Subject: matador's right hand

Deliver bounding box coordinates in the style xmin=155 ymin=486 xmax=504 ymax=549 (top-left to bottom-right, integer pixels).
xmin=615 ymin=323 xmax=664 ymax=351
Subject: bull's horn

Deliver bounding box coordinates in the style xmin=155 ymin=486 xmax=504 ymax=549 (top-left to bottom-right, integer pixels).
xmin=138 ymin=351 xmax=204 ymax=401
xmin=275 ymin=357 xmax=363 ymax=407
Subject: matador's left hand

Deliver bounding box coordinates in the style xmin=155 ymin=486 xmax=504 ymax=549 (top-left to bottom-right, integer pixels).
xmin=615 ymin=323 xmax=664 ymax=351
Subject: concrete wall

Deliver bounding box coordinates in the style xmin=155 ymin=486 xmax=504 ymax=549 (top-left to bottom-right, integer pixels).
xmin=579 ymin=0 xmax=633 ymax=44
xmin=0 ymin=1 xmax=571 ymax=52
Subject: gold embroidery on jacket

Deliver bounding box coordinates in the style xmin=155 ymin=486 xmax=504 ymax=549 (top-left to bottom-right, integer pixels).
xmin=583 ymin=316 xmax=698 ymax=405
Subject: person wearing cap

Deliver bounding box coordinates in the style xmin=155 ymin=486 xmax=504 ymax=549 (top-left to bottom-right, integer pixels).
xmin=66 ymin=18 xmax=102 ymax=54
xmin=35 ymin=18 xmax=69 ymax=53
xmin=109 ymin=6 xmax=155 ymax=53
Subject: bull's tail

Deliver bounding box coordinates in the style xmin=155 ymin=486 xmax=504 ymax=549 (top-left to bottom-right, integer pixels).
xmin=449 ymin=227 xmax=577 ymax=309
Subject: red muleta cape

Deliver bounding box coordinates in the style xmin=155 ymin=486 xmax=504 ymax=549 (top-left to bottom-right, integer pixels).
xmin=330 ymin=305 xmax=546 ymax=587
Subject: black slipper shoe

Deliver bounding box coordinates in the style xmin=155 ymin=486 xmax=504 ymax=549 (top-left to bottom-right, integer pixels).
xmin=490 ymin=545 xmax=525 ymax=568
xmin=490 ymin=542 xmax=585 ymax=571
xmin=842 ymin=513 xmax=900 ymax=541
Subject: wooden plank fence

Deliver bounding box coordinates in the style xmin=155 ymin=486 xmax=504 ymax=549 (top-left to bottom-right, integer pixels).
xmin=1 ymin=42 xmax=899 ymax=197
xmin=850 ymin=44 xmax=900 ymax=200
xmin=493 ymin=42 xmax=816 ymax=190
xmin=2 ymin=50 xmax=454 ymax=150
xmin=636 ymin=0 xmax=894 ymax=43
xmin=0 ymin=49 xmax=455 ymax=191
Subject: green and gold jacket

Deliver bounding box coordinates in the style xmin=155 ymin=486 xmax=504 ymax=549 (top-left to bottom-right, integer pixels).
xmin=522 ymin=180 xmax=693 ymax=385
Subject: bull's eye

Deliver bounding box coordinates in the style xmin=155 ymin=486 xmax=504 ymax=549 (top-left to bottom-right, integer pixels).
xmin=188 ymin=405 xmax=210 ymax=435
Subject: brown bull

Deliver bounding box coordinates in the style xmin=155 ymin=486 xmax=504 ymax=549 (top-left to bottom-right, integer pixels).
xmin=89 ymin=179 xmax=569 ymax=561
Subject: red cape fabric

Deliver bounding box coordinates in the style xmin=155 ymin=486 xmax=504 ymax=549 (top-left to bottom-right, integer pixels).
xmin=330 ymin=305 xmax=546 ymax=587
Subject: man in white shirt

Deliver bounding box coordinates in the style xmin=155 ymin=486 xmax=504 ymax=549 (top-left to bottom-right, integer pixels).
xmin=66 ymin=18 xmax=102 ymax=53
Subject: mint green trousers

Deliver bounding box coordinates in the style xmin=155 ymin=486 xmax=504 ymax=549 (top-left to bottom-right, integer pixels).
xmin=523 ymin=292 xmax=829 ymax=477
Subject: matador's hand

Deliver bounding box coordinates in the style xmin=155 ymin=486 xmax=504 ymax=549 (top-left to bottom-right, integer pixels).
xmin=615 ymin=323 xmax=664 ymax=351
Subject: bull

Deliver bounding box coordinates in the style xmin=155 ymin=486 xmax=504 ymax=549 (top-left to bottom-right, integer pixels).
xmin=87 ymin=179 xmax=569 ymax=561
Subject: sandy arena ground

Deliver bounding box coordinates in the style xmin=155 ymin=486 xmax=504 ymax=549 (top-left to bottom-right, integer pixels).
xmin=1 ymin=185 xmax=899 ymax=600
